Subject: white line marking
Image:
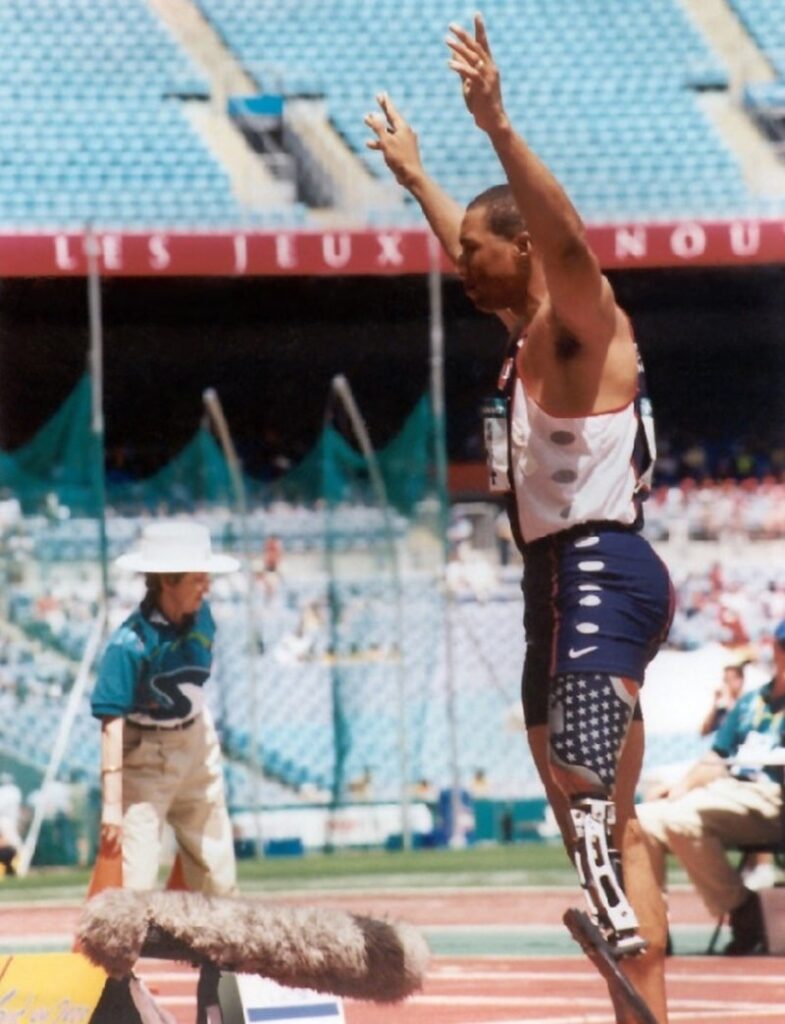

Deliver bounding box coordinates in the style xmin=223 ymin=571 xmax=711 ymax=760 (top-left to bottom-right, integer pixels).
xmin=136 ymin=971 xmax=198 ymax=982
xmin=464 ymin=1016 xmax=621 ymax=1024
xmin=411 ymin=995 xmax=609 ymax=1007
xmin=430 ymin=966 xmax=785 ymax=985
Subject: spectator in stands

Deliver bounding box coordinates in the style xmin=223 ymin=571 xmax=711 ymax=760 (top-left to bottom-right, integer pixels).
xmin=0 ymin=828 xmax=16 ymax=876
xmin=471 ymin=768 xmax=489 ymax=796
xmin=411 ymin=777 xmax=437 ymax=804
xmin=699 ymin=664 xmax=746 ymax=737
xmin=636 ymin=618 xmax=785 ymax=955
xmin=258 ymin=534 xmax=284 ymax=601
xmin=0 ymin=771 xmax=21 ymax=876
xmin=494 ymin=509 xmax=514 ymax=566
xmin=91 ymin=522 xmax=239 ymax=894
xmin=366 ymin=14 xmax=673 ymax=1019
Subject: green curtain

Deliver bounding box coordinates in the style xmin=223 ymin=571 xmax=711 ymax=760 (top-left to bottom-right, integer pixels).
xmin=0 ymin=375 xmax=94 ymax=512
xmin=107 ymin=426 xmax=240 ymax=508
xmin=0 ymin=378 xmax=435 ymax=515
xmin=274 ymin=396 xmax=433 ymax=513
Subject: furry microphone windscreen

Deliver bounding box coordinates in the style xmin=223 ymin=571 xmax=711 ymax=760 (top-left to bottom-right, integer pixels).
xmin=76 ymin=889 xmax=430 ymax=1004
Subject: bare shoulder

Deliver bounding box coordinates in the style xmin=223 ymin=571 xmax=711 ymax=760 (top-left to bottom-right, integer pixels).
xmin=532 ymin=296 xmax=633 ymax=356
xmin=521 ymin=299 xmax=638 ymax=412
xmin=557 ymin=296 xmax=636 ymax=362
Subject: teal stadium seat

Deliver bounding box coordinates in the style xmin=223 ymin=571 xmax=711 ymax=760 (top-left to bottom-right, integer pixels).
xmin=0 ymin=0 xmax=268 ymax=228
xmin=193 ymin=0 xmax=784 ymax=221
xmin=730 ymin=0 xmax=785 ymax=79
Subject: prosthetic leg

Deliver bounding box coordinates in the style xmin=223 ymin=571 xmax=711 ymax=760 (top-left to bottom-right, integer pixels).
xmin=549 ymin=673 xmax=656 ymax=1022
xmin=570 ymin=795 xmax=647 ymax=957
xmin=562 ymin=795 xmax=657 ymax=1023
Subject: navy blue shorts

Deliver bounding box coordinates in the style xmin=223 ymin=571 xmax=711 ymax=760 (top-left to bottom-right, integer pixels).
xmin=520 ymin=524 xmax=674 ymax=728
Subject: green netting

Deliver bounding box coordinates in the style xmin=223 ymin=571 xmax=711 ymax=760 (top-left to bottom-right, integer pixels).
xmin=107 ymin=426 xmax=236 ymax=509
xmin=0 ymin=377 xmax=435 ymax=516
xmin=272 ymin=396 xmax=433 ymax=514
xmin=0 ymin=375 xmax=95 ymax=512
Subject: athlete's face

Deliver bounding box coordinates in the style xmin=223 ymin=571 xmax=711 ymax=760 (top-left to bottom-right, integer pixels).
xmin=161 ymin=572 xmax=210 ymax=621
xmin=457 ymin=206 xmax=529 ymax=313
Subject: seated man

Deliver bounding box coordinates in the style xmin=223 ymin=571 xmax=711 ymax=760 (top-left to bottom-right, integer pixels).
xmin=637 ymin=619 xmax=785 ymax=954
xmin=0 ymin=836 xmax=17 ymax=876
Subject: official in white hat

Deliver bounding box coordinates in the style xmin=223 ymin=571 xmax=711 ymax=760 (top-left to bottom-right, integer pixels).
xmin=91 ymin=521 xmax=239 ymax=894
xmin=114 ymin=521 xmax=239 ymax=575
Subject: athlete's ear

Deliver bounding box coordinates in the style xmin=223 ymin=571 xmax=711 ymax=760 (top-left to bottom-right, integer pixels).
xmin=515 ymin=231 xmax=532 ymax=259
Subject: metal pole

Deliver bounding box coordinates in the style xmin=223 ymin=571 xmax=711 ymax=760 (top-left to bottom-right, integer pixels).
xmin=428 ymin=235 xmax=465 ymax=847
xmin=17 ymin=608 xmax=107 ymax=875
xmin=84 ymin=229 xmax=109 ymax=607
xmin=320 ymin=415 xmax=343 ymax=851
xmin=202 ymin=388 xmax=263 ymax=851
xmin=330 ymin=375 xmax=412 ymax=851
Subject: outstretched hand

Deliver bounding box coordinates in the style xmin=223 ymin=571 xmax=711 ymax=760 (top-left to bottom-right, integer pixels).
xmin=364 ymin=93 xmax=424 ymax=190
xmin=446 ymin=13 xmax=506 ymax=134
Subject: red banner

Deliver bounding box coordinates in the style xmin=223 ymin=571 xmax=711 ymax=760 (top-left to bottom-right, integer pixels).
xmin=0 ymin=219 xmax=784 ymax=277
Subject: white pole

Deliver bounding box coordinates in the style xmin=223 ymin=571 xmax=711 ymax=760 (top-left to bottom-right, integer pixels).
xmin=84 ymin=229 xmax=109 ymax=608
xmin=17 ymin=608 xmax=107 ymax=876
xmin=202 ymin=388 xmax=263 ymax=851
xmin=428 ymin=235 xmax=465 ymax=847
xmin=330 ymin=375 xmax=412 ymax=851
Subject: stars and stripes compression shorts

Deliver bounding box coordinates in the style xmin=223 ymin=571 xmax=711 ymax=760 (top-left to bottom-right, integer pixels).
xmin=519 ymin=523 xmax=674 ymax=728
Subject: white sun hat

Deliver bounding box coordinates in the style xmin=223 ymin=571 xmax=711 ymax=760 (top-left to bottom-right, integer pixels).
xmin=115 ymin=522 xmax=240 ymax=574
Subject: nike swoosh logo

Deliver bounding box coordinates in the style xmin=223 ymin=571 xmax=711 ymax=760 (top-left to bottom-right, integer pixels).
xmin=568 ymin=645 xmax=599 ymax=659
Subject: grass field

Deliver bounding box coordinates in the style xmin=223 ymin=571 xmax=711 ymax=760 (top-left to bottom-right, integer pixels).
xmin=0 ymin=842 xmax=581 ymax=901
xmin=0 ymin=841 xmax=696 ymax=903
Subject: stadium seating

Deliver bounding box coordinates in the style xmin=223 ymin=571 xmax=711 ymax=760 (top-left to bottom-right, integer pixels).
xmin=0 ymin=0 xmax=269 ymax=228
xmin=195 ymin=0 xmax=779 ymax=220
xmin=730 ymin=0 xmax=785 ymax=79
xmin=2 ymin=0 xmax=784 ymax=228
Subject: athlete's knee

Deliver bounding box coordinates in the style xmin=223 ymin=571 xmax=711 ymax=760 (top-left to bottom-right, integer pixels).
xmin=548 ymin=671 xmax=638 ymax=793
xmin=637 ymin=917 xmax=669 ymax=962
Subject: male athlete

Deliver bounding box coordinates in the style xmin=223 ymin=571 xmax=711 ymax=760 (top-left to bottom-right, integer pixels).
xmin=366 ymin=14 xmax=673 ymax=1023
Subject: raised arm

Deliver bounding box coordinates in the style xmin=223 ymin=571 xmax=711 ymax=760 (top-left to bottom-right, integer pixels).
xmin=365 ymin=93 xmax=464 ymax=265
xmin=447 ymin=15 xmax=617 ymax=347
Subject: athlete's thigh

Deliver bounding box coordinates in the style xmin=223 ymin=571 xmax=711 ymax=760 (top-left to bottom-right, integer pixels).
xmin=520 ymin=540 xmax=556 ymax=729
xmin=553 ymin=529 xmax=672 ymax=683
xmin=527 ymin=723 xmax=573 ymax=844
xmin=614 ymin=719 xmax=644 ymax=833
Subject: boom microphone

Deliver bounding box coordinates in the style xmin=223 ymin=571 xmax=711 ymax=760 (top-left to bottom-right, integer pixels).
xmin=76 ymin=889 xmax=429 ymax=1004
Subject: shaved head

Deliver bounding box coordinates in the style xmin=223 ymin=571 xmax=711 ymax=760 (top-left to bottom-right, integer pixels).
xmin=467 ymin=184 xmax=526 ymax=239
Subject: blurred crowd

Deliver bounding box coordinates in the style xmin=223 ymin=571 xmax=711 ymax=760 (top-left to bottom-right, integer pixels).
xmin=668 ymin=561 xmax=785 ymax=654
xmin=645 ymin=477 xmax=785 ymax=543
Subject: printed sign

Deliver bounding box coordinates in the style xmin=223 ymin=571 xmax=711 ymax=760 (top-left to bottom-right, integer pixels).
xmin=0 ymin=952 xmax=107 ymax=1024
xmin=234 ymin=974 xmax=345 ymax=1024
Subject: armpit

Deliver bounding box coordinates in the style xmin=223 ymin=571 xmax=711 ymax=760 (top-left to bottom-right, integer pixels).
xmin=554 ymin=326 xmax=580 ymax=360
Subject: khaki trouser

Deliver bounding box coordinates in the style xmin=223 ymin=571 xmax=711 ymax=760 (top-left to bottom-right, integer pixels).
xmin=637 ymin=774 xmax=782 ymax=917
xmin=122 ymin=707 xmax=236 ymax=895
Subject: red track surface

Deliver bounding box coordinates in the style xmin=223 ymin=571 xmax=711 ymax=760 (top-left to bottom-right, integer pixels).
xmin=2 ymin=888 xmax=784 ymax=1023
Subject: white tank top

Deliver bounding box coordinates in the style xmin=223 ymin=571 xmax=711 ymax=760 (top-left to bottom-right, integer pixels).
xmin=509 ymin=377 xmax=647 ymax=543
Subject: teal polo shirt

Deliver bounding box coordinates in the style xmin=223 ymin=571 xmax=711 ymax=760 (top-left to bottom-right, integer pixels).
xmin=91 ymin=600 xmax=215 ymax=724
